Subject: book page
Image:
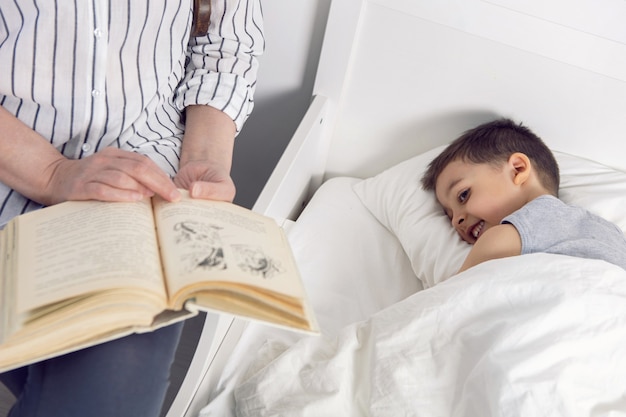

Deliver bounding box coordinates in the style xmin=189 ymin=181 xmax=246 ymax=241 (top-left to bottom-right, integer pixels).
xmin=14 ymin=199 xmax=166 ymax=315
xmin=152 ymin=192 xmax=304 ymax=304
xmin=0 ymin=227 xmax=14 ymax=342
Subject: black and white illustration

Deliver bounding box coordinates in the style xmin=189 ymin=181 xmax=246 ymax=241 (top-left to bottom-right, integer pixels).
xmin=232 ymin=244 xmax=282 ymax=279
xmin=173 ymin=221 xmax=226 ymax=273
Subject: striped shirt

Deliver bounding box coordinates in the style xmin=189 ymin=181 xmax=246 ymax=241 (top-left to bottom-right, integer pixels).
xmin=0 ymin=0 xmax=264 ymax=226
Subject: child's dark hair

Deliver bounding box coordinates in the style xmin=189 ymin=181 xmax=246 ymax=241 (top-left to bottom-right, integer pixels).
xmin=420 ymin=118 xmax=560 ymax=196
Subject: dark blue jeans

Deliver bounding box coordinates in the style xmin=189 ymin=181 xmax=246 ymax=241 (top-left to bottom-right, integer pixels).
xmin=0 ymin=322 xmax=183 ymax=417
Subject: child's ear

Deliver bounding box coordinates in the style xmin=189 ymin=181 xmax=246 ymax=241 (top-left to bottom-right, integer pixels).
xmin=508 ymin=152 xmax=531 ymax=185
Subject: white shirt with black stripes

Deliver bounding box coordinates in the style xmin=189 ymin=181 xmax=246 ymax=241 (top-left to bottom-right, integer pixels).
xmin=0 ymin=0 xmax=264 ymax=226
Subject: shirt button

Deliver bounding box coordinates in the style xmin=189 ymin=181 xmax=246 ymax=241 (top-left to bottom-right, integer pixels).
xmin=94 ymin=28 xmax=103 ymax=38
xmin=91 ymin=89 xmax=101 ymax=98
xmin=82 ymin=143 xmax=92 ymax=152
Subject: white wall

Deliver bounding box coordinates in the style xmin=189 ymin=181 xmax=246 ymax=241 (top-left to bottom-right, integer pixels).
xmin=232 ymin=0 xmax=331 ymax=208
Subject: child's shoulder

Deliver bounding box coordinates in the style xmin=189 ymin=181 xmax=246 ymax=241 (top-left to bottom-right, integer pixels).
xmin=524 ymin=194 xmax=564 ymax=212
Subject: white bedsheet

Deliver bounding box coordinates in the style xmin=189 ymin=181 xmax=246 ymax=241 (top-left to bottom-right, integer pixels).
xmin=234 ymin=254 xmax=626 ymax=417
xmin=198 ymin=177 xmax=421 ymax=416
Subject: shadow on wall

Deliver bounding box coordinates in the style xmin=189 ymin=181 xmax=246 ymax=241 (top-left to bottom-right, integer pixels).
xmin=389 ymin=109 xmax=503 ymax=158
xmin=232 ymin=90 xmax=313 ymax=210
xmin=345 ymin=110 xmax=503 ymax=179
xmin=232 ymin=0 xmax=332 ymax=210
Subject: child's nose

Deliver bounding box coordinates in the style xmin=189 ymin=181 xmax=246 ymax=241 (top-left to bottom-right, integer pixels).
xmin=451 ymin=214 xmax=464 ymax=236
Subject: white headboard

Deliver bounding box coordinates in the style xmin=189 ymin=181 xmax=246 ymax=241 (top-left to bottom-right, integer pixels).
xmin=253 ymin=0 xmax=626 ymax=222
xmin=314 ymin=0 xmax=626 ymax=179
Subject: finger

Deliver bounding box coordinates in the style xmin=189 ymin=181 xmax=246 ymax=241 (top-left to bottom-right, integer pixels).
xmin=88 ymin=169 xmax=155 ymax=199
xmin=189 ymin=181 xmax=236 ymax=202
xmin=81 ymin=181 xmax=147 ymax=202
xmin=104 ymin=151 xmax=181 ymax=202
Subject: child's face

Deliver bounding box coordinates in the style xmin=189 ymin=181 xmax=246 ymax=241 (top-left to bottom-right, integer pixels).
xmin=435 ymin=159 xmax=526 ymax=244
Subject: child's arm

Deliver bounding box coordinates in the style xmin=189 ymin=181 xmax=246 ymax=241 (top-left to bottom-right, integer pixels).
xmin=458 ymin=224 xmax=522 ymax=273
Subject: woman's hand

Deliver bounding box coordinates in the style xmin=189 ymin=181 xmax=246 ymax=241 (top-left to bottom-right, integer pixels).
xmin=0 ymin=106 xmax=180 ymax=206
xmin=174 ymin=160 xmax=236 ymax=202
xmin=43 ymin=148 xmax=181 ymax=205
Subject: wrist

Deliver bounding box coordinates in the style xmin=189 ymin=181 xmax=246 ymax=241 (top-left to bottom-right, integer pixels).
xmin=0 ymin=106 xmax=69 ymax=205
xmin=181 ymin=105 xmax=236 ymax=172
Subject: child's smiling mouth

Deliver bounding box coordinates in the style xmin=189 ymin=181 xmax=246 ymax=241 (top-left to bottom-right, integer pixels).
xmin=470 ymin=220 xmax=485 ymax=240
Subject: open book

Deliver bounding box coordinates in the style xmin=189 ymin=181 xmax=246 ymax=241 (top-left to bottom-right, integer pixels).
xmin=0 ymin=191 xmax=318 ymax=372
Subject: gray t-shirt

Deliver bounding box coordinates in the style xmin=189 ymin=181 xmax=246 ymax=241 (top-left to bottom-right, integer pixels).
xmin=503 ymin=195 xmax=626 ymax=271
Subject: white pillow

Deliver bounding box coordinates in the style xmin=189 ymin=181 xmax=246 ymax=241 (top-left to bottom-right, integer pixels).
xmin=290 ymin=177 xmax=422 ymax=335
xmin=557 ymin=153 xmax=626 ymax=232
xmin=353 ymin=148 xmax=626 ymax=288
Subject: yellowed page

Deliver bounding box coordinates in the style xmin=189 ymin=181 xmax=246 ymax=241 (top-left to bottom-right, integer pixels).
xmin=0 ymin=226 xmax=14 ymax=341
xmin=13 ymin=199 xmax=166 ymax=316
xmin=152 ymin=192 xmax=304 ymax=306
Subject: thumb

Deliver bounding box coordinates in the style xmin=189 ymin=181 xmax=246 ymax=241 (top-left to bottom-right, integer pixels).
xmin=189 ymin=180 xmax=236 ymax=202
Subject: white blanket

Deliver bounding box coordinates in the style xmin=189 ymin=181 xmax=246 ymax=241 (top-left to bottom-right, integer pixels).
xmin=234 ymin=254 xmax=626 ymax=417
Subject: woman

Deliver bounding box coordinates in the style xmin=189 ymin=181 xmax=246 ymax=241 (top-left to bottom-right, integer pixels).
xmin=0 ymin=1 xmax=264 ymax=415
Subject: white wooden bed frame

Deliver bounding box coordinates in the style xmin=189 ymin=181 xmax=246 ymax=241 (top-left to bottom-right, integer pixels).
xmin=168 ymin=0 xmax=626 ymax=415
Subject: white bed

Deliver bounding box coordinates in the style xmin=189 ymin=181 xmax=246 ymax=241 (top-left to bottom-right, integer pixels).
xmin=167 ymin=0 xmax=626 ymax=416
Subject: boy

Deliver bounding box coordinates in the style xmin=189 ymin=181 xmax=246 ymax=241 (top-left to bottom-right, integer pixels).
xmin=421 ymin=118 xmax=626 ymax=274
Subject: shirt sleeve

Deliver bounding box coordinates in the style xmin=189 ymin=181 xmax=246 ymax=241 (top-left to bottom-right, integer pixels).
xmin=175 ymin=0 xmax=265 ymax=132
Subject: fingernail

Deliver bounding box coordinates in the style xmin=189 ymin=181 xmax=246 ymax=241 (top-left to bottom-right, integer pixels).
xmin=190 ymin=183 xmax=200 ymax=198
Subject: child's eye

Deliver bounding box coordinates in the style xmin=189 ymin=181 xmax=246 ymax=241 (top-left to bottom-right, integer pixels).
xmin=458 ymin=189 xmax=470 ymax=203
